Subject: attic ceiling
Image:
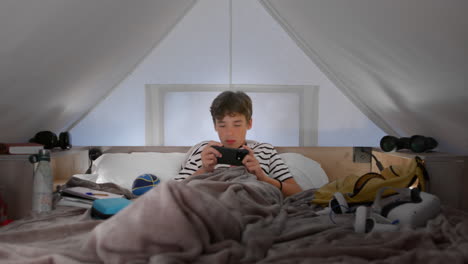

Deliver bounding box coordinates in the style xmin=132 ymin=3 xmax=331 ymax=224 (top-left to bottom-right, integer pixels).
xmin=262 ymin=0 xmax=468 ymax=154
xmin=0 ymin=0 xmax=195 ymax=142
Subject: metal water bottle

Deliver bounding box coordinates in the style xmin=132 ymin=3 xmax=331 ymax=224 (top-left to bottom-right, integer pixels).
xmin=29 ymin=149 xmax=53 ymax=214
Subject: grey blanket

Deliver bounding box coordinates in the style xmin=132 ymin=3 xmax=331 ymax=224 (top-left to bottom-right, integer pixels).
xmin=1 ymin=167 xmax=468 ymax=264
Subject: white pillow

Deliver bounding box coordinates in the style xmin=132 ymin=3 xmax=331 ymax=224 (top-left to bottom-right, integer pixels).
xmin=91 ymin=151 xmax=327 ymax=191
xmin=279 ymin=153 xmax=329 ymax=190
xmin=93 ymin=152 xmax=187 ymax=190
xmin=73 ymin=173 xmax=99 ymax=182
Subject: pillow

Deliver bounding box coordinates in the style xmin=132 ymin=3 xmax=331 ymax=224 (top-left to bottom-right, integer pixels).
xmin=73 ymin=173 xmax=99 ymax=182
xmin=93 ymin=152 xmax=187 ymax=190
xmin=279 ymin=153 xmax=329 ymax=190
xmin=91 ymin=151 xmax=327 ymax=191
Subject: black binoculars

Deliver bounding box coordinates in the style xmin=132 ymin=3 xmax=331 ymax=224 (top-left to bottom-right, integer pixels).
xmin=380 ymin=135 xmax=438 ymax=153
xmin=29 ymin=131 xmax=72 ymax=150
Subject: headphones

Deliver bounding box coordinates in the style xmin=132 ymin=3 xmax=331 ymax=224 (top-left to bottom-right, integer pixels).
xmin=380 ymin=135 xmax=438 ymax=153
xmin=29 ymin=131 xmax=72 ymax=150
xmin=85 ymin=148 xmax=103 ymax=174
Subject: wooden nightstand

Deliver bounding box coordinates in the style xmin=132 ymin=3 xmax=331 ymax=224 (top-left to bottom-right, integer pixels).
xmin=372 ymin=149 xmax=468 ymax=211
xmin=0 ymin=154 xmax=34 ymax=220
xmin=0 ymin=148 xmax=89 ymax=220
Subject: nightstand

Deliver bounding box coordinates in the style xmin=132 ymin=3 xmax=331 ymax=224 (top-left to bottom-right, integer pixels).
xmin=0 ymin=155 xmax=34 ymax=220
xmin=0 ymin=148 xmax=89 ymax=220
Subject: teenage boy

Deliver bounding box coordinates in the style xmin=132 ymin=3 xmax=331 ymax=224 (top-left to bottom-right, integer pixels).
xmin=177 ymin=91 xmax=302 ymax=197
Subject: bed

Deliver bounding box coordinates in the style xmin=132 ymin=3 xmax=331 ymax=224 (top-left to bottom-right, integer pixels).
xmin=1 ymin=146 xmax=467 ymax=264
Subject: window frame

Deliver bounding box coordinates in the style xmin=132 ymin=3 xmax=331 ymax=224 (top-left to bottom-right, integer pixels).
xmin=145 ymin=84 xmax=319 ymax=146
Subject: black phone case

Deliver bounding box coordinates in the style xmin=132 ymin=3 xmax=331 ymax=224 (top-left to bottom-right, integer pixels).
xmin=212 ymin=146 xmax=249 ymax=166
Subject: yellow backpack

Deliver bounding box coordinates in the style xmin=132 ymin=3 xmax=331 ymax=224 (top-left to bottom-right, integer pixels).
xmin=312 ymin=156 xmax=428 ymax=206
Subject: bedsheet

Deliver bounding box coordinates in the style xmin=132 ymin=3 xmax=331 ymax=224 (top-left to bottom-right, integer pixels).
xmin=1 ymin=167 xmax=468 ymax=264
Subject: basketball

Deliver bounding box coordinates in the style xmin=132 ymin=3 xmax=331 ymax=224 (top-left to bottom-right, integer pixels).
xmin=132 ymin=173 xmax=160 ymax=196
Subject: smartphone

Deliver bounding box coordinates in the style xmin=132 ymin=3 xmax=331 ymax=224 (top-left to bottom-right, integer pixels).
xmin=212 ymin=146 xmax=249 ymax=166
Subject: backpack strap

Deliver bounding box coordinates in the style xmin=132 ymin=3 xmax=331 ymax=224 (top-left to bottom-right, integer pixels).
xmin=406 ymin=156 xmax=429 ymax=191
xmin=415 ymin=156 xmax=429 ymax=180
xmin=350 ymin=172 xmax=385 ymax=198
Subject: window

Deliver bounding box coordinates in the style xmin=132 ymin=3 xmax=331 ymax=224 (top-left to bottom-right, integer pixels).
xmin=146 ymin=84 xmax=318 ymax=146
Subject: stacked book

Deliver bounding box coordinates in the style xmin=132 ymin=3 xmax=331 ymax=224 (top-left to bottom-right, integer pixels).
xmin=58 ymin=187 xmax=124 ymax=209
xmin=0 ymin=143 xmax=44 ymax=155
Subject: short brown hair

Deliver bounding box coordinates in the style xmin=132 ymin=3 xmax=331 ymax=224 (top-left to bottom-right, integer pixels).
xmin=210 ymin=91 xmax=252 ymax=124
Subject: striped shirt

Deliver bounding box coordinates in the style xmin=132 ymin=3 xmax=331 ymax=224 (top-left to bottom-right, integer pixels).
xmin=176 ymin=140 xmax=293 ymax=182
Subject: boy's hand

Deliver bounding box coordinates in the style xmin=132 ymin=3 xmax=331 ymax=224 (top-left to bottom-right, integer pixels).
xmin=200 ymin=141 xmax=223 ymax=173
xmin=242 ymin=145 xmax=268 ymax=180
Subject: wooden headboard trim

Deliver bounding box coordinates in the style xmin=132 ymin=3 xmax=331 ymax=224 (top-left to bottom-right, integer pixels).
xmin=51 ymin=146 xmax=377 ymax=183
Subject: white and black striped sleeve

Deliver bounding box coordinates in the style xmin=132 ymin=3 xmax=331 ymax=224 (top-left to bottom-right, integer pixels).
xmin=250 ymin=142 xmax=293 ymax=182
xmin=175 ymin=141 xmax=209 ymax=181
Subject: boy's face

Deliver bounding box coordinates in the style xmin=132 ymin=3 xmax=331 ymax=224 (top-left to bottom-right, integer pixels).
xmin=214 ymin=113 xmax=252 ymax=148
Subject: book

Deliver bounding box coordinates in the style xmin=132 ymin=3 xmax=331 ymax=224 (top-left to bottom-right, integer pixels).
xmin=0 ymin=143 xmax=44 ymax=155
xmin=57 ymin=196 xmax=93 ymax=209
xmin=61 ymin=186 xmax=124 ymax=201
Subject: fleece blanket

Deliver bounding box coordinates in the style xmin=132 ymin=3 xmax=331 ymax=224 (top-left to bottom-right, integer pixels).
xmin=1 ymin=167 xmax=468 ymax=264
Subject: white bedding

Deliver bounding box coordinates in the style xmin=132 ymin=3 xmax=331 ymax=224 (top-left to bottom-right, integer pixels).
xmin=79 ymin=151 xmax=329 ymax=191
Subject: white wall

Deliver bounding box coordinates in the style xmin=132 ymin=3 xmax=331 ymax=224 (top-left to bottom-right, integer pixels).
xmin=71 ymin=0 xmax=385 ymax=147
xmin=162 ymin=91 xmax=301 ymax=146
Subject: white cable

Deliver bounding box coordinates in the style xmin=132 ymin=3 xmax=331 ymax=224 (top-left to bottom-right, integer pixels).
xmin=332 ymin=192 xmax=349 ymax=213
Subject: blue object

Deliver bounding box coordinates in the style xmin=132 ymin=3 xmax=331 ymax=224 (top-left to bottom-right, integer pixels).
xmin=85 ymin=192 xmax=109 ymax=196
xmin=91 ymin=198 xmax=132 ymax=219
xmin=132 ymin=173 xmax=160 ymax=196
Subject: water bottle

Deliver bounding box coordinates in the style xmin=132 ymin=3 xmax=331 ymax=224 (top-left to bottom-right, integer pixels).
xmin=29 ymin=149 xmax=53 ymax=214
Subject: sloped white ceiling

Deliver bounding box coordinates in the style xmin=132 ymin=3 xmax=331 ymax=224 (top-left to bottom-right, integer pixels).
xmin=70 ymin=0 xmax=385 ymax=147
xmin=262 ymin=0 xmax=468 ymax=154
xmin=0 ymin=0 xmax=195 ymax=142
